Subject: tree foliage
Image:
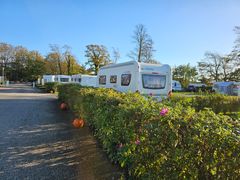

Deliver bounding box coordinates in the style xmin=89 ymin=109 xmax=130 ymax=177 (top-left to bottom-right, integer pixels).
xmin=173 ymin=64 xmax=198 ymax=88
xmin=85 ymin=44 xmax=111 ymax=74
xmin=0 ymin=42 xmax=86 ymax=81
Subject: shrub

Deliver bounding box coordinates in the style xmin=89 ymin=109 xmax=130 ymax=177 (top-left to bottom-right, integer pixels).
xmin=169 ymin=94 xmax=240 ymax=119
xmin=44 ymin=82 xmax=59 ymax=93
xmin=58 ymin=84 xmax=240 ymax=179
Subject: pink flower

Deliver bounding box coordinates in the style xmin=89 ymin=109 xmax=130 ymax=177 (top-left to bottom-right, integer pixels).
xmin=160 ymin=108 xmax=169 ymax=116
xmin=117 ymin=143 xmax=123 ymax=149
xmin=135 ymin=139 xmax=141 ymax=145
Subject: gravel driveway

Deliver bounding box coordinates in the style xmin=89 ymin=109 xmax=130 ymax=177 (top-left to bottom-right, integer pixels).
xmin=0 ymin=84 xmax=122 ymax=180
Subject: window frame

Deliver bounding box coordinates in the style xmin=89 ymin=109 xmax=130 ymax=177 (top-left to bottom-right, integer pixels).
xmin=110 ymin=75 xmax=117 ymax=83
xmin=142 ymin=74 xmax=166 ymax=89
xmin=121 ymin=74 xmax=131 ymax=86
xmin=99 ymin=75 xmax=106 ymax=85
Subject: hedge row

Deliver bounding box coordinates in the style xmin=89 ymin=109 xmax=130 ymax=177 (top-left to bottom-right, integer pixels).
xmin=43 ymin=82 xmax=59 ymax=93
xmin=58 ymin=84 xmax=240 ymax=179
xmin=167 ymin=94 xmax=240 ymax=120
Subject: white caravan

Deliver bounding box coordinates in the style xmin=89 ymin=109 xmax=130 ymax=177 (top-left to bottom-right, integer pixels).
xmin=43 ymin=75 xmax=71 ymax=83
xmin=98 ymin=61 xmax=172 ymax=98
xmin=43 ymin=75 xmax=55 ymax=83
xmin=71 ymin=74 xmax=97 ymax=87
xmin=172 ymin=80 xmax=182 ymax=91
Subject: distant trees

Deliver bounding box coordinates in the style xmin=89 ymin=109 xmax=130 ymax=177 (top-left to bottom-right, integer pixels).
xmin=129 ymin=24 xmax=156 ymax=63
xmin=197 ymin=52 xmax=223 ymax=82
xmin=45 ymin=44 xmax=85 ymax=75
xmin=0 ymin=43 xmax=46 ymax=81
xmin=173 ymin=64 xmax=198 ymax=88
xmin=0 ymin=42 xmax=86 ymax=81
xmin=85 ymin=44 xmax=111 ymax=74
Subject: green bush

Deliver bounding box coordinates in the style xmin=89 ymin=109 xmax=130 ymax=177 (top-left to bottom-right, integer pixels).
xmin=191 ymin=94 xmax=240 ymax=113
xmin=169 ymin=94 xmax=240 ymax=120
xmin=58 ymin=84 xmax=240 ymax=179
xmin=44 ymin=82 xmax=59 ymax=93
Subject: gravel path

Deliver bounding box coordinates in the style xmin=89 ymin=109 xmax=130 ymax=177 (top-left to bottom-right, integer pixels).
xmin=0 ymin=84 xmax=122 ymax=180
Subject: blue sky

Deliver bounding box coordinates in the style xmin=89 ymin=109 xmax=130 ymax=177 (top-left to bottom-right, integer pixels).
xmin=1 ymin=0 xmax=240 ymax=66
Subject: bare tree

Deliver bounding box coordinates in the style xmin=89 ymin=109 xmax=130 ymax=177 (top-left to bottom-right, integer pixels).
xmin=129 ymin=24 xmax=155 ymax=62
xmin=232 ymin=26 xmax=240 ymax=66
xmin=49 ymin=44 xmax=62 ymax=74
xmin=221 ymin=56 xmax=234 ymax=81
xmin=112 ymin=47 xmax=120 ymax=64
xmin=63 ymin=45 xmax=73 ymax=75
xmin=198 ymin=52 xmax=223 ymax=82
xmin=198 ymin=52 xmax=237 ymax=82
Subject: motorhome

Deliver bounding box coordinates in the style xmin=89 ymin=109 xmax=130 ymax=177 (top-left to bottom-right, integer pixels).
xmin=172 ymin=80 xmax=182 ymax=91
xmin=98 ymin=61 xmax=172 ymax=98
xmin=71 ymin=74 xmax=97 ymax=87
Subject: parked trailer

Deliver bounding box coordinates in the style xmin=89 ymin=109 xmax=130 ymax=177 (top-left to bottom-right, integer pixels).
xmin=71 ymin=74 xmax=97 ymax=87
xmin=172 ymin=80 xmax=182 ymax=91
xmin=43 ymin=75 xmax=71 ymax=83
xmin=213 ymin=81 xmax=240 ymax=96
xmin=98 ymin=61 xmax=172 ymax=99
xmin=43 ymin=75 xmax=55 ymax=83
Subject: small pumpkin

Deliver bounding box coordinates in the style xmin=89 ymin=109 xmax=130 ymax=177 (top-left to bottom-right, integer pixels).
xmin=60 ymin=102 xmax=67 ymax=110
xmin=72 ymin=118 xmax=84 ymax=128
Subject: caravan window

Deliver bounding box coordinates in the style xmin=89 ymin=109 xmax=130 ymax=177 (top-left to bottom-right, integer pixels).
xmin=78 ymin=78 xmax=81 ymax=83
xmin=60 ymin=78 xmax=69 ymax=82
xmin=121 ymin=74 xmax=131 ymax=86
xmin=110 ymin=75 xmax=117 ymax=83
xmin=142 ymin=74 xmax=166 ymax=89
xmin=99 ymin=75 xmax=106 ymax=85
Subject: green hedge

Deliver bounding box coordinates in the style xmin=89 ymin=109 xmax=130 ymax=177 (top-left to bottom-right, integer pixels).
xmin=44 ymin=82 xmax=59 ymax=93
xmin=167 ymin=94 xmax=240 ymax=119
xmin=58 ymin=84 xmax=240 ymax=179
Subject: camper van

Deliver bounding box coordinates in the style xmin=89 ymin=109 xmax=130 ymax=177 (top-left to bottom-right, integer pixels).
xmin=172 ymin=80 xmax=182 ymax=91
xmin=98 ymin=61 xmax=172 ymax=98
xmin=71 ymin=74 xmax=97 ymax=87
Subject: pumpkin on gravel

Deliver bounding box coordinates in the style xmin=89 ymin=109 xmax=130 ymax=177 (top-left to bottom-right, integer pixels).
xmin=60 ymin=102 xmax=67 ymax=110
xmin=72 ymin=118 xmax=84 ymax=128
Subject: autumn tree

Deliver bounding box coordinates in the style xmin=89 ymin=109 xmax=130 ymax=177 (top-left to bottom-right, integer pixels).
xmin=25 ymin=51 xmax=46 ymax=81
xmin=85 ymin=44 xmax=111 ymax=74
xmin=129 ymin=24 xmax=155 ymax=63
xmin=45 ymin=52 xmax=60 ymax=75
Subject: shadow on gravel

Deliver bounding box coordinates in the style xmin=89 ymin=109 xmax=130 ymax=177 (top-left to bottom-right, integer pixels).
xmin=0 ymin=98 xmax=123 ymax=179
xmin=0 ymin=87 xmax=39 ymax=93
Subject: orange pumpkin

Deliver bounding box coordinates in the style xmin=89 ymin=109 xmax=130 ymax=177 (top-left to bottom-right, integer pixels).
xmin=60 ymin=102 xmax=67 ymax=110
xmin=72 ymin=118 xmax=84 ymax=128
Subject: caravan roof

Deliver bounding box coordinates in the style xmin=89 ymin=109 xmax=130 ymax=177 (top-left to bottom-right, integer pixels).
xmin=214 ymin=81 xmax=235 ymax=87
